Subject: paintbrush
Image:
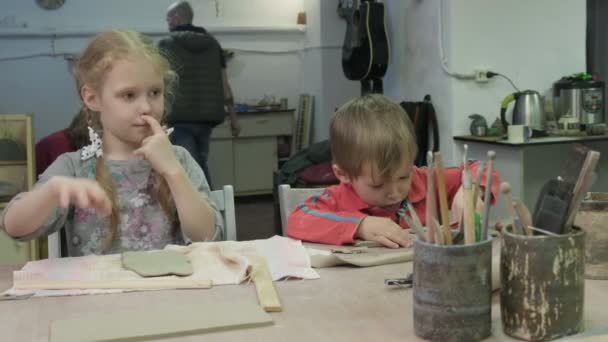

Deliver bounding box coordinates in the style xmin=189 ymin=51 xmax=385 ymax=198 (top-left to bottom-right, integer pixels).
xmin=426 ymin=151 xmax=440 ymax=244
xmin=512 ymin=199 xmax=533 ymax=236
xmin=401 ymin=201 xmax=426 ymax=242
xmin=433 ymin=151 xmax=453 ymax=245
xmin=462 ymin=164 xmax=476 ymax=244
xmin=500 ymin=182 xmax=525 ymax=234
xmin=472 ymin=166 xmax=484 ymax=210
xmin=480 ymin=151 xmax=496 ymax=241
xmin=455 ymin=144 xmax=470 ymax=242
xmin=527 ymin=225 xmax=560 ymax=236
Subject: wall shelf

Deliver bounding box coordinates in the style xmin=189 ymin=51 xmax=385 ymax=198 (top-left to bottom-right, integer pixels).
xmin=0 ymin=160 xmax=27 ymax=166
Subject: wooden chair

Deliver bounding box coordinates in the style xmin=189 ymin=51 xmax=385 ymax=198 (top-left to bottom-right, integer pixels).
xmin=277 ymin=184 xmax=325 ymax=236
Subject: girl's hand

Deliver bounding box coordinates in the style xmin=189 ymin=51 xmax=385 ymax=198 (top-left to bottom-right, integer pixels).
xmin=134 ymin=115 xmax=182 ymax=177
xmin=46 ymin=176 xmax=112 ymax=215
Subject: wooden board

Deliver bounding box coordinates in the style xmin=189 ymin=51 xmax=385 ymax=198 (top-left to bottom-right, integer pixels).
xmin=249 ymin=255 xmax=282 ymax=312
xmin=13 ymin=278 xmax=211 ymax=290
xmin=50 ymin=300 xmax=273 ymax=342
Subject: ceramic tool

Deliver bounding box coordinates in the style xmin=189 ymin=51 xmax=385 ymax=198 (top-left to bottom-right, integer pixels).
xmin=480 ymin=151 xmax=496 ymax=241
xmin=426 ymin=151 xmax=438 ymax=244
xmin=526 ymin=225 xmax=560 ymax=236
xmin=564 ymin=150 xmax=600 ymax=231
xmin=406 ymin=202 xmax=427 ymax=241
xmin=385 ymin=273 xmax=413 ymax=288
xmin=433 ymin=151 xmax=453 ymax=245
xmin=399 ymin=200 xmax=426 ymax=242
xmin=500 ymin=182 xmax=525 ymax=235
xmin=512 ymin=199 xmax=533 ymax=236
xmin=462 ymin=165 xmax=476 ymax=244
xmin=532 ymin=178 xmax=574 ymax=234
xmin=431 ymin=217 xmax=445 ymax=245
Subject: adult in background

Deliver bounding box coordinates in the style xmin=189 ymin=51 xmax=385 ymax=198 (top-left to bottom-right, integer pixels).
xmin=159 ymin=1 xmax=241 ymax=186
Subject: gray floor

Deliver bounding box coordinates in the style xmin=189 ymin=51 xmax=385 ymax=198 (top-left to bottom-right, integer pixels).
xmin=234 ymin=195 xmax=278 ymax=241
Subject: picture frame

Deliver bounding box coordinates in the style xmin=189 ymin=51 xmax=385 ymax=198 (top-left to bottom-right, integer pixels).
xmin=0 ymin=114 xmax=35 ymax=207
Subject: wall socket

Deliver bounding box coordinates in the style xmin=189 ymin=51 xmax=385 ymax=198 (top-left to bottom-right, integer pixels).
xmin=474 ymin=68 xmax=491 ymax=83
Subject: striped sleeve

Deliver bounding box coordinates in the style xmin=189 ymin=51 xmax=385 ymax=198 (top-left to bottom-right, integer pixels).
xmin=286 ymin=188 xmax=366 ymax=245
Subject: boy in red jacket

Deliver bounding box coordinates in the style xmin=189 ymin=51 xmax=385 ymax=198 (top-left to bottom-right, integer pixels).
xmin=286 ymin=95 xmax=499 ymax=248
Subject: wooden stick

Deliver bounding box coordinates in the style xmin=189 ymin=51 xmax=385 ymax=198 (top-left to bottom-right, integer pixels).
xmin=472 ymin=166 xmax=484 ymax=209
xmin=512 ymin=199 xmax=533 ymax=236
xmin=402 ymin=207 xmax=426 ymax=242
xmin=463 ymin=144 xmax=469 ymax=170
xmin=564 ymin=151 xmax=600 ymax=229
xmin=462 ymin=168 xmax=476 ymax=244
xmin=13 ymin=278 xmax=212 ymax=290
xmin=249 ymin=255 xmax=282 ymax=312
xmin=433 ymin=152 xmax=452 ymax=245
xmin=481 ymin=151 xmax=496 ymax=241
xmin=426 ymin=151 xmax=438 ymax=244
xmin=527 ymin=225 xmax=560 ymax=236
xmin=432 ymin=218 xmax=446 ymax=245
xmin=500 ymin=182 xmax=524 ymax=235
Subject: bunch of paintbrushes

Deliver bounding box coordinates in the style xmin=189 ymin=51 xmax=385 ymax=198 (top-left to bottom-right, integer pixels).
xmin=406 ymin=146 xmax=496 ymax=245
xmin=460 ymin=145 xmax=496 ymax=244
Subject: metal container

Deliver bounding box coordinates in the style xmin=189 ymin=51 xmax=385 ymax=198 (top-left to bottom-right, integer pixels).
xmin=512 ymin=90 xmax=545 ymax=130
xmin=576 ymin=193 xmax=608 ymax=279
xmin=501 ymin=227 xmax=585 ymax=341
xmin=553 ymin=78 xmax=605 ymax=126
xmin=414 ymin=239 xmax=492 ymax=342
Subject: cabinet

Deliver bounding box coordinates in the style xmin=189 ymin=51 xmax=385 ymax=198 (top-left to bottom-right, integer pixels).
xmin=208 ymin=110 xmax=294 ymax=196
xmin=0 ymin=114 xmax=38 ymax=264
xmin=453 ymin=134 xmax=608 ymax=224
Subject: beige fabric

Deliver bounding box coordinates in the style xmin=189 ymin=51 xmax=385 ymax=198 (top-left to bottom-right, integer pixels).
xmin=122 ymin=250 xmax=193 ymax=277
xmin=3 ymin=236 xmax=318 ymax=298
xmin=49 ymin=300 xmax=273 ymax=342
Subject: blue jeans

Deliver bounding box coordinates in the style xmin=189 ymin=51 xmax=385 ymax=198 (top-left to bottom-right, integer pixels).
xmin=170 ymin=123 xmax=215 ymax=186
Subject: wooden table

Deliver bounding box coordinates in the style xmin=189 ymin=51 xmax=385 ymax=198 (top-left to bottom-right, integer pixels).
xmin=1 ymin=263 xmax=607 ymax=341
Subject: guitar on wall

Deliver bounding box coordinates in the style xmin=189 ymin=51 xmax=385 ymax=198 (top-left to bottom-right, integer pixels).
xmin=338 ymin=0 xmax=390 ymax=95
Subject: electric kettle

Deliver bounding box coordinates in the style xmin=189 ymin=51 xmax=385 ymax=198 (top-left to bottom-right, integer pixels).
xmin=500 ymin=90 xmax=545 ymax=132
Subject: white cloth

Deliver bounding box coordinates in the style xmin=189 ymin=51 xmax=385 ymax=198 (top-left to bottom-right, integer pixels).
xmin=3 ymin=235 xmax=319 ymax=298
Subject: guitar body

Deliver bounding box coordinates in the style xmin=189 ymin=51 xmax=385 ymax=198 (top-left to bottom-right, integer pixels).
xmin=364 ymin=1 xmax=389 ymax=80
xmin=338 ymin=0 xmax=390 ymax=88
xmin=339 ymin=0 xmax=372 ymax=81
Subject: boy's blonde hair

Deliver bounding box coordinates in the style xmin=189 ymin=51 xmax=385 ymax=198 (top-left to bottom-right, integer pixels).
xmin=73 ymin=30 xmax=178 ymax=252
xmin=330 ymin=94 xmax=417 ymax=181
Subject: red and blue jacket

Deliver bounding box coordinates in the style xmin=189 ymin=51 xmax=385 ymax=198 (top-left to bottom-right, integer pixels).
xmin=286 ymin=161 xmax=500 ymax=245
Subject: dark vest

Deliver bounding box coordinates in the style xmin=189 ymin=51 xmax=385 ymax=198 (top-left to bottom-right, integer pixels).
xmin=159 ymin=31 xmax=225 ymax=125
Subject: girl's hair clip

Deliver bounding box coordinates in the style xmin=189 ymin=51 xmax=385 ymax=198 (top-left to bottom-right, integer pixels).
xmin=81 ymin=126 xmax=103 ymax=161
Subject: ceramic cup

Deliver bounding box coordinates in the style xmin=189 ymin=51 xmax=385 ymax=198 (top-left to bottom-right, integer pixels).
xmin=507 ymin=125 xmax=531 ymax=143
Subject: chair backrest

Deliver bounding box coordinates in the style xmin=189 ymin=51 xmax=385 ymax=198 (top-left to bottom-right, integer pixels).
xmin=47 ymin=185 xmax=237 ymax=258
xmin=210 ymin=185 xmax=237 ymax=241
xmin=278 ymin=184 xmax=325 ymax=236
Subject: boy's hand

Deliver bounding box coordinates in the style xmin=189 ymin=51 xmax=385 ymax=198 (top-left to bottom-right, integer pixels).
xmin=134 ymin=115 xmax=182 ymax=177
xmin=355 ymin=216 xmax=413 ymax=249
xmin=46 ymin=176 xmax=112 ymax=215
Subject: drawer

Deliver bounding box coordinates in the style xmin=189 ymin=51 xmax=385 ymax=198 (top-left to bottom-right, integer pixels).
xmin=239 ymin=112 xmax=294 ymax=138
xmin=210 ymin=111 xmax=294 ymax=139
xmin=210 ymin=121 xmax=231 ymax=139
